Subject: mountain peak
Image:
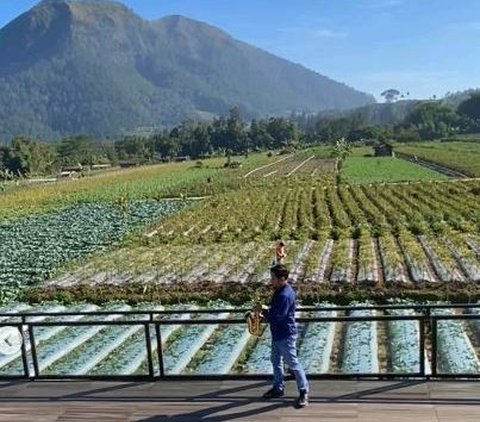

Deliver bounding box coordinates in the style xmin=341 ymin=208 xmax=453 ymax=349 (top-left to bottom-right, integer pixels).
xmin=36 ymin=0 xmax=135 ymax=21
xmin=39 ymin=0 xmax=127 ymax=8
xmin=0 ymin=0 xmax=374 ymax=140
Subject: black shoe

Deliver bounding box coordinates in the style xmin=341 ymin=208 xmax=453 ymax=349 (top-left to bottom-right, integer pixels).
xmin=295 ymin=391 xmax=309 ymax=408
xmin=262 ymin=387 xmax=285 ymax=399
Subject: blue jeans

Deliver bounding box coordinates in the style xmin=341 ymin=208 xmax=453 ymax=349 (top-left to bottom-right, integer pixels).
xmin=271 ymin=336 xmax=309 ymax=393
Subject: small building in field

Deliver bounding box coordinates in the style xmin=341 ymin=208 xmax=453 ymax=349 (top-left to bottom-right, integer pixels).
xmin=374 ymin=142 xmax=395 ymax=157
xmin=118 ymin=161 xmax=140 ymax=168
xmin=58 ymin=164 xmax=82 ymax=178
xmin=173 ymin=156 xmax=190 ymax=162
xmin=61 ymin=164 xmax=83 ymax=172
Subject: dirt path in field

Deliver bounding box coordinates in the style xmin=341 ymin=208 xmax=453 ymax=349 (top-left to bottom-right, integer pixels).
xmin=395 ymin=152 xmax=469 ymax=179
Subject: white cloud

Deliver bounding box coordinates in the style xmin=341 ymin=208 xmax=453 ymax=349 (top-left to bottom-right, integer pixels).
xmin=311 ymin=28 xmax=348 ymax=39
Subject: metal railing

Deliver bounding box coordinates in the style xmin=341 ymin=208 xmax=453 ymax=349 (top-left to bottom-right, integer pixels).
xmin=1 ymin=303 xmax=480 ymax=380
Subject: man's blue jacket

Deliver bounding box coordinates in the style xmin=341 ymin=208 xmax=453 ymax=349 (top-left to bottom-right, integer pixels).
xmin=264 ymin=284 xmax=297 ymax=341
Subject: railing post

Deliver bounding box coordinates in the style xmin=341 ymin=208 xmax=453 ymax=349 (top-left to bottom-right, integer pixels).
xmin=27 ymin=325 xmax=40 ymax=379
xmin=155 ymin=323 xmax=165 ymax=379
xmin=145 ymin=323 xmax=154 ymax=378
xmin=419 ymin=317 xmax=425 ymax=377
xmin=431 ymin=317 xmax=437 ymax=378
xmin=20 ymin=317 xmax=29 ymax=379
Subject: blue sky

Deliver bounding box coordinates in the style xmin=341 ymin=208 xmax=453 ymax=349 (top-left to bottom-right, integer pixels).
xmin=1 ymin=0 xmax=480 ymax=100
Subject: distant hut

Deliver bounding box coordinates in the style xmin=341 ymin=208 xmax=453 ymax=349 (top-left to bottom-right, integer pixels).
xmin=61 ymin=164 xmax=83 ymax=172
xmin=374 ymin=142 xmax=394 ymax=157
xmin=59 ymin=163 xmax=82 ymax=178
xmin=118 ymin=161 xmax=140 ymax=168
xmin=173 ymin=156 xmax=190 ymax=162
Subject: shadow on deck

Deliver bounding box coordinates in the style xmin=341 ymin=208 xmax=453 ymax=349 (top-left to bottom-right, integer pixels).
xmin=0 ymin=379 xmax=479 ymax=421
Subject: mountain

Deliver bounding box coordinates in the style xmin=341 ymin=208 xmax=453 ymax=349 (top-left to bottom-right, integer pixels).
xmin=0 ymin=0 xmax=375 ymax=140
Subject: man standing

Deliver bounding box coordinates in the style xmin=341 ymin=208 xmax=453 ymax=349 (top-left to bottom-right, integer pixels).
xmin=256 ymin=264 xmax=309 ymax=407
xmin=274 ymin=241 xmax=287 ymax=265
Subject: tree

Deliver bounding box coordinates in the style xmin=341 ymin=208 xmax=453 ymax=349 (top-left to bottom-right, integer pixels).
xmin=381 ymin=89 xmax=401 ymax=103
xmin=151 ymin=132 xmax=180 ymax=159
xmin=457 ymin=94 xmax=480 ymax=132
xmin=403 ymin=101 xmax=459 ymax=140
xmin=249 ymin=119 xmax=274 ymax=150
xmin=57 ymin=135 xmax=98 ymax=166
xmin=192 ymin=124 xmax=213 ymax=157
xmin=7 ymin=137 xmax=56 ymax=176
xmin=266 ymin=117 xmax=300 ymax=150
xmin=226 ymin=107 xmax=248 ymax=153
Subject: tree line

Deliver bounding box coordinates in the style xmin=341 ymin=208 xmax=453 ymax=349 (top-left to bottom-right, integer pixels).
xmin=296 ymin=92 xmax=480 ymax=143
xmin=1 ymin=93 xmax=480 ymax=179
xmin=0 ymin=108 xmax=300 ymax=177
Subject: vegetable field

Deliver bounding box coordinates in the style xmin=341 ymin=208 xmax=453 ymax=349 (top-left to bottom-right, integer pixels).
xmin=0 ymin=154 xmax=272 ymax=221
xmin=395 ymin=141 xmax=480 ymax=178
xmin=341 ymin=157 xmax=447 ymax=184
xmin=147 ymin=179 xmax=480 ymax=243
xmin=1 ymin=149 xmax=479 ymax=305
xmin=0 ymin=200 xmax=188 ymax=302
xmin=37 ymin=234 xmax=480 ymax=293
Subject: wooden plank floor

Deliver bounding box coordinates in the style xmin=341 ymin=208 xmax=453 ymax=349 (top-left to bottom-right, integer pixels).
xmin=0 ymin=379 xmax=479 ymax=421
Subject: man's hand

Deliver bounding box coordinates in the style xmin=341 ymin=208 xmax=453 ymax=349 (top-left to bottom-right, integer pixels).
xmin=253 ymin=303 xmax=269 ymax=314
xmin=253 ymin=303 xmax=263 ymax=313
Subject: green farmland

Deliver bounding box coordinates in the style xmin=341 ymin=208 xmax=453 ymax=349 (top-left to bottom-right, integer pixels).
xmin=341 ymin=156 xmax=447 ymax=184
xmin=395 ymin=141 xmax=480 ymax=178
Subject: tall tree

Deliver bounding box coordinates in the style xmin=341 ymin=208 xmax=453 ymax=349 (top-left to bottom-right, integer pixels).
xmin=57 ymin=135 xmax=98 ymax=166
xmin=8 ymin=137 xmax=56 ymax=176
xmin=381 ymin=89 xmax=401 ymax=103
xmin=226 ymin=107 xmax=248 ymax=153
xmin=403 ymin=101 xmax=458 ymax=139
xmin=457 ymin=93 xmax=480 ymax=132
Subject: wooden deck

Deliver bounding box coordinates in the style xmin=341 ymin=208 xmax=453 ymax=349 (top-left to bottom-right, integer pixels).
xmin=0 ymin=379 xmax=479 ymax=421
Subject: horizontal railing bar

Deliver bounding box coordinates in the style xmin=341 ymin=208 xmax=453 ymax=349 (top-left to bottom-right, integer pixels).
xmin=430 ymin=314 xmax=480 ymax=320
xmin=428 ymin=373 xmax=480 ymax=378
xmin=2 ymin=302 xmax=480 ymax=318
xmin=26 ymin=315 xmax=429 ymax=327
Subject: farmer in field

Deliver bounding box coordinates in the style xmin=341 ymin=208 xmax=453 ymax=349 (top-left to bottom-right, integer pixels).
xmin=274 ymin=241 xmax=286 ymax=265
xmin=255 ymin=264 xmax=309 ymax=408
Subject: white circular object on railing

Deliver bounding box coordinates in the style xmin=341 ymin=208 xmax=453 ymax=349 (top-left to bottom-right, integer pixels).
xmin=0 ymin=327 xmax=23 ymax=355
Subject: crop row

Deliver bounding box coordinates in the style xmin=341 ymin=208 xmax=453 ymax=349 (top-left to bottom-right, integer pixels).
xmin=45 ymin=234 xmax=480 ymax=289
xmin=148 ymin=179 xmax=480 ymax=244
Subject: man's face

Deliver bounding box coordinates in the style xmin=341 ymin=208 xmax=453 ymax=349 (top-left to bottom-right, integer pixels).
xmin=270 ymin=273 xmax=282 ymax=289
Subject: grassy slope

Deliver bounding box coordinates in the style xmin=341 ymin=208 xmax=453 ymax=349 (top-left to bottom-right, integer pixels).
xmin=395 ymin=141 xmax=480 ymax=177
